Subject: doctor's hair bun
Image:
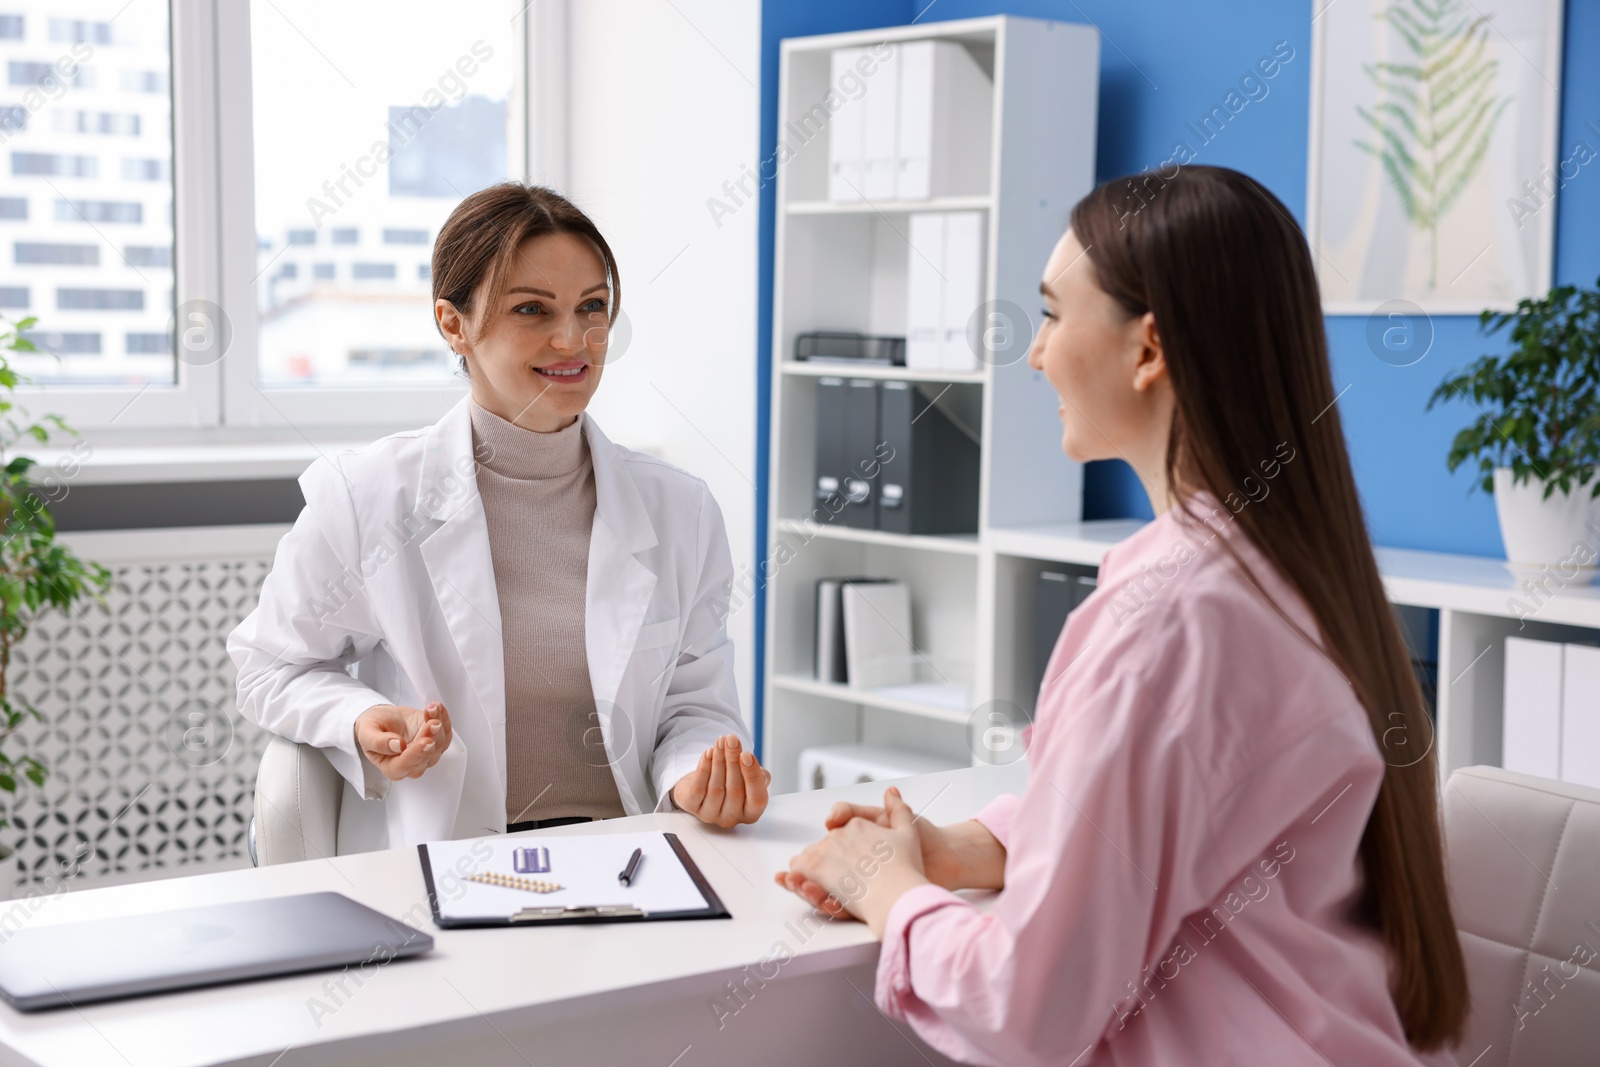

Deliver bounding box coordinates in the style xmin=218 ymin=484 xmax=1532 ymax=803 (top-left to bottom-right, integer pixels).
xmin=431 ymin=183 xmax=622 ymax=356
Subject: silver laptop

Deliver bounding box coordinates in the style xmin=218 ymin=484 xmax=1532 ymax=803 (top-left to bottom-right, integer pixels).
xmin=0 ymin=891 xmax=433 ymax=1011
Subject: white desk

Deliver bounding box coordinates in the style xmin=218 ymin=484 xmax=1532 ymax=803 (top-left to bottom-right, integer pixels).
xmin=0 ymin=762 xmax=1026 ymax=1067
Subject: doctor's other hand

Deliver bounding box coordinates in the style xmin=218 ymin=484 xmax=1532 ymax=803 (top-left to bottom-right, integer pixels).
xmin=774 ymin=785 xmax=929 ymax=934
xmin=671 ymin=734 xmax=771 ymax=828
xmin=355 ymin=701 xmax=453 ymax=781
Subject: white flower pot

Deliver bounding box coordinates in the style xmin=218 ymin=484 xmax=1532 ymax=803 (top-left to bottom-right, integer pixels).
xmin=1493 ymin=467 xmax=1600 ymax=581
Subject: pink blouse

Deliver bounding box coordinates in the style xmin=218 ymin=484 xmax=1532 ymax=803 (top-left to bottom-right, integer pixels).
xmin=875 ymin=494 xmax=1454 ymax=1066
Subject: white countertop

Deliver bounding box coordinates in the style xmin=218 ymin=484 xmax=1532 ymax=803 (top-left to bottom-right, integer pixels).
xmin=0 ymin=762 xmax=1026 ymax=1067
xmin=989 ymin=519 xmax=1600 ymax=627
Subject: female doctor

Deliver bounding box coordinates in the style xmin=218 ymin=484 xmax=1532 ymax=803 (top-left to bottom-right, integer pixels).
xmin=229 ymin=183 xmax=770 ymax=851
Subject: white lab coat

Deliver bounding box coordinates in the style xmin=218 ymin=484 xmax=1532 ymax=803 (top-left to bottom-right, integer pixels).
xmin=228 ymin=396 xmax=747 ymax=852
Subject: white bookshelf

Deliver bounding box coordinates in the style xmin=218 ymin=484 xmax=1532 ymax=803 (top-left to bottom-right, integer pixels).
xmin=762 ymin=15 xmax=1101 ymax=791
xmin=761 ymin=14 xmax=1600 ymax=795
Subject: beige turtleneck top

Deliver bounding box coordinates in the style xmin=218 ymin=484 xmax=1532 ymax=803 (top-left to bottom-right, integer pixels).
xmin=469 ymin=400 xmax=626 ymax=825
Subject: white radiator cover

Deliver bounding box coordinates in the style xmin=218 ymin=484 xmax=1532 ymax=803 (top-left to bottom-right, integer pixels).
xmin=4 ymin=525 xmax=288 ymax=893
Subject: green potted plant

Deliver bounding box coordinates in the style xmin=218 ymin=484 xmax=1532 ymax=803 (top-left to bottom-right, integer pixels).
xmin=1427 ymin=279 xmax=1600 ymax=577
xmin=0 ymin=316 xmax=112 ymax=855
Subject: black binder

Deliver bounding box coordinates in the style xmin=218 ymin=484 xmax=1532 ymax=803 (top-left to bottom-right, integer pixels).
xmin=1035 ymin=569 xmax=1097 ymax=692
xmin=876 ymin=380 xmax=980 ymax=535
xmin=838 ymin=378 xmax=880 ymax=529
xmin=813 ymin=376 xmax=848 ymax=522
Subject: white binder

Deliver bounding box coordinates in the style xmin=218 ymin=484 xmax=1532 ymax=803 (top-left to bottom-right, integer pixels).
xmin=841 ymin=580 xmax=915 ymax=688
xmin=906 ymin=212 xmax=945 ymax=371
xmin=827 ymin=47 xmax=867 ymax=201
xmin=861 ymin=44 xmax=900 ymax=201
xmin=894 ymin=40 xmax=993 ymax=201
xmin=941 ymin=210 xmax=985 ymax=371
xmin=829 ymin=39 xmax=993 ymax=204
xmin=894 ymin=40 xmax=936 ymax=201
xmin=905 ymin=211 xmax=985 ymax=372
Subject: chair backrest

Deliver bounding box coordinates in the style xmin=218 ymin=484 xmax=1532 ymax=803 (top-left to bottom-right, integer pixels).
xmin=1443 ymin=766 xmax=1600 ymax=1066
xmin=252 ymin=735 xmax=345 ymax=865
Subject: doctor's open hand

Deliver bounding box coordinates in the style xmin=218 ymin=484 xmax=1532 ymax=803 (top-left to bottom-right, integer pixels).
xmin=354 ymin=701 xmax=454 ymax=780
xmin=671 ymin=734 xmax=772 ymax=828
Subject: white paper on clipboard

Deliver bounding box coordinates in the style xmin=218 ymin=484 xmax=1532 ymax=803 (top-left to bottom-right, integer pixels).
xmin=422 ymin=832 xmax=713 ymax=922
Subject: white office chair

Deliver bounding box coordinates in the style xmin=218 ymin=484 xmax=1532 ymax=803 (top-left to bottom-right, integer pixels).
xmin=249 ymin=735 xmax=345 ymax=865
xmin=1443 ymin=766 xmax=1600 ymax=1066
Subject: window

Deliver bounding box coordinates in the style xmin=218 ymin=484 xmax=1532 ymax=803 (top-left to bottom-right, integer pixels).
xmin=125 ymin=330 xmax=168 ymax=353
xmin=8 ymin=60 xmax=92 ymax=88
xmin=1 ymin=0 xmax=174 ymax=390
xmin=57 ymin=287 xmax=141 ymax=310
xmin=48 ymin=18 xmax=119 ymax=45
xmin=53 ymin=110 xmax=139 ymax=135
xmin=417 ymin=263 xmax=430 ymax=280
xmin=121 ymin=157 xmax=166 ymax=181
xmin=120 ymin=69 xmax=165 ymax=93
xmin=23 ymin=328 xmax=100 ymax=354
xmin=17 ymin=242 xmax=98 ymax=265
xmin=250 ymin=0 xmax=518 ymax=388
xmin=6 ymin=1 xmax=537 ymax=428
xmin=55 ymin=198 xmax=141 ymax=223
xmin=123 ymin=243 xmax=168 ymax=267
xmin=13 ymin=151 xmax=97 ymax=177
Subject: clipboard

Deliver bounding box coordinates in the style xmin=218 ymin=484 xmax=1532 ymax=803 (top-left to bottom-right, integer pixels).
xmin=418 ymin=831 xmax=730 ymax=928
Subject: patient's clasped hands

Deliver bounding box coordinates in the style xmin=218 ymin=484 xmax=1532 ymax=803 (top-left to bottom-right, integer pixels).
xmin=776 ymin=786 xmax=1008 ymax=936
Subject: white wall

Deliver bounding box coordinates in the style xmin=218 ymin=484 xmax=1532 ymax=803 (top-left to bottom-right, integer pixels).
xmin=564 ymin=0 xmax=763 ymax=724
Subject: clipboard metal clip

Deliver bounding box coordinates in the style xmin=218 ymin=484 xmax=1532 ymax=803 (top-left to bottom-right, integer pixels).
xmin=510 ymin=905 xmax=645 ymax=922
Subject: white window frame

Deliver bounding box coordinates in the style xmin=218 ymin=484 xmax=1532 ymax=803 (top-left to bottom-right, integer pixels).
xmin=17 ymin=0 xmax=565 ymax=439
xmin=18 ymin=1 xmax=220 ymax=430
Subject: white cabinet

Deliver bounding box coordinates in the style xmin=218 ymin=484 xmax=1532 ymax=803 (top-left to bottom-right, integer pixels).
xmin=1501 ymin=636 xmax=1600 ymax=788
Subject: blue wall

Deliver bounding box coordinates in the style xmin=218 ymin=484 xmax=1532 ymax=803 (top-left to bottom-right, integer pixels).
xmin=753 ymin=0 xmax=1599 ymax=742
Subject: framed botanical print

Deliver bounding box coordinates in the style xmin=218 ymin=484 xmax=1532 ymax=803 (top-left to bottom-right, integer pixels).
xmin=1307 ymin=0 xmax=1567 ymax=314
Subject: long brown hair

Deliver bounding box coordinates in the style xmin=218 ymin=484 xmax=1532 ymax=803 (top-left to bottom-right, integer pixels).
xmin=432 ymin=183 xmax=621 ymax=354
xmin=1070 ymin=165 xmax=1467 ymax=1050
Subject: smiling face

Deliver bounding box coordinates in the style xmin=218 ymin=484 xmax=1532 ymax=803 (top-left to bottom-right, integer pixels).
xmin=436 ymin=230 xmax=613 ymax=433
xmin=1028 ymin=229 xmax=1174 ymax=501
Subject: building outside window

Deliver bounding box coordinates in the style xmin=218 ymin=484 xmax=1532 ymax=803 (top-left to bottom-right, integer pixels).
xmin=0 ymin=0 xmax=173 ymax=385
xmin=251 ymin=1 xmax=517 ymax=385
